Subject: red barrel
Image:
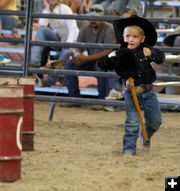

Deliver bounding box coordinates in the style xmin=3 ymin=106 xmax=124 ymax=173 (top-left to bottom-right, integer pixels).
xmin=19 ymin=78 xmax=35 ymax=151
xmin=0 ymin=86 xmax=24 ymax=182
xmin=0 ymin=77 xmax=35 ymax=151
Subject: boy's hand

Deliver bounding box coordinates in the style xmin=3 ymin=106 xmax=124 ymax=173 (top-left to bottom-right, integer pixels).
xmin=126 ymin=79 xmax=134 ymax=90
xmin=143 ymin=47 xmax=152 ymax=57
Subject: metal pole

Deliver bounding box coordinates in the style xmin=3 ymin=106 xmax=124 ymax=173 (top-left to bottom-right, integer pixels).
xmin=35 ymin=95 xmax=180 ymax=111
xmin=24 ymin=0 xmax=33 ymax=77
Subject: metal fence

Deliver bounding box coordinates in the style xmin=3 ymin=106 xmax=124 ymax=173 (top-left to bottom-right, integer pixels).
xmin=0 ymin=0 xmax=179 ymax=117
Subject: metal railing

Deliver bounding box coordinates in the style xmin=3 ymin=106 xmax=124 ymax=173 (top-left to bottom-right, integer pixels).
xmin=0 ymin=0 xmax=180 ymax=116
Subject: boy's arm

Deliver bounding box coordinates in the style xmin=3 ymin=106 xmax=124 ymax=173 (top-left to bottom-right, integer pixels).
xmin=143 ymin=46 xmax=165 ymax=65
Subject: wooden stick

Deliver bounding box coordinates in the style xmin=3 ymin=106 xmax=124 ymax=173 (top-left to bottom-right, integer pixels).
xmin=128 ymin=77 xmax=149 ymax=142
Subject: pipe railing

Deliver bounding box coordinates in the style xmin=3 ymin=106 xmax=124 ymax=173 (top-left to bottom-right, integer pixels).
xmin=1 ymin=10 xmax=180 ymax=24
xmin=0 ymin=66 xmax=179 ymax=81
xmin=0 ymin=37 xmax=180 ymax=54
xmin=35 ymin=95 xmax=179 ymax=110
xmin=0 ymin=1 xmax=179 ymax=114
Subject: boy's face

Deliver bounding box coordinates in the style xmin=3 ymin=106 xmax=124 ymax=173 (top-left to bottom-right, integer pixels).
xmin=123 ymin=26 xmax=145 ymax=49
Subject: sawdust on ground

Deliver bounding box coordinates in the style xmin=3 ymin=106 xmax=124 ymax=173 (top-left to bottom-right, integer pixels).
xmin=0 ymin=101 xmax=180 ymax=191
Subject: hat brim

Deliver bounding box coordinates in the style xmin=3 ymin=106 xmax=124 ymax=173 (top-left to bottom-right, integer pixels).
xmin=113 ymin=16 xmax=157 ymax=47
xmin=163 ymin=34 xmax=180 ymax=46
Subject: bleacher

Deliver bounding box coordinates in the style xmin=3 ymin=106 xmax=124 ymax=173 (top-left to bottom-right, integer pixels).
xmin=0 ymin=0 xmax=180 ymax=112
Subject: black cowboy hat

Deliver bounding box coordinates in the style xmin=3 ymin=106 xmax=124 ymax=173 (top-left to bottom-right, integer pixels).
xmin=113 ymin=16 xmax=157 ymax=47
xmin=163 ymin=34 xmax=180 ymax=46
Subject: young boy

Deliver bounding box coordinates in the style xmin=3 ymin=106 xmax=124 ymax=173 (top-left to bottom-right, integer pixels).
xmin=102 ymin=16 xmax=165 ymax=156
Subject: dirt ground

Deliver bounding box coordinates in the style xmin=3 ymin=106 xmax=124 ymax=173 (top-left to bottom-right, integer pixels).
xmin=0 ymin=101 xmax=180 ymax=191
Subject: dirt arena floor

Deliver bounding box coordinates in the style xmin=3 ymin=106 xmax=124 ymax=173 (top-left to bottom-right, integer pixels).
xmin=0 ymin=101 xmax=180 ymax=191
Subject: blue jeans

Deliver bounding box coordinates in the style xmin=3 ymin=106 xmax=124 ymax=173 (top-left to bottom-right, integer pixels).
xmin=30 ymin=26 xmax=72 ymax=67
xmin=101 ymin=0 xmax=142 ymax=15
xmin=64 ymin=60 xmax=116 ymax=99
xmin=0 ymin=16 xmax=18 ymax=29
xmin=123 ymin=89 xmax=162 ymax=155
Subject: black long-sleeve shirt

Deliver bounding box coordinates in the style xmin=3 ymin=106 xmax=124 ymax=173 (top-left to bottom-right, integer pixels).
xmin=130 ymin=44 xmax=165 ymax=86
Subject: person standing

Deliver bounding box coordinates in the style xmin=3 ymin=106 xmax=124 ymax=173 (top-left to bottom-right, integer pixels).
xmin=100 ymin=16 xmax=165 ymax=156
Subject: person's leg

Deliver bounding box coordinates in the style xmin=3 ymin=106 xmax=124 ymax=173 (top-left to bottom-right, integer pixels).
xmin=107 ymin=75 xmax=122 ymax=94
xmin=105 ymin=77 xmax=124 ymax=104
xmin=42 ymin=74 xmax=61 ymax=87
xmin=123 ymin=89 xmax=140 ymax=155
xmin=64 ymin=61 xmax=96 ymax=97
xmin=127 ymin=0 xmax=143 ymax=16
xmin=142 ymin=91 xmax=162 ymax=139
xmin=30 ymin=27 xmax=61 ymax=67
xmin=95 ymin=62 xmax=107 ymax=99
xmin=1 ymin=16 xmax=18 ymax=29
xmin=95 ymin=63 xmax=121 ymax=99
xmin=106 ymin=0 xmax=129 ymax=15
xmin=173 ymin=36 xmax=180 ymax=47
xmin=101 ymin=0 xmax=112 ymax=9
xmin=0 ymin=17 xmax=2 ymax=33
xmin=64 ymin=60 xmax=81 ymax=97
xmin=59 ymin=48 xmax=73 ymax=62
